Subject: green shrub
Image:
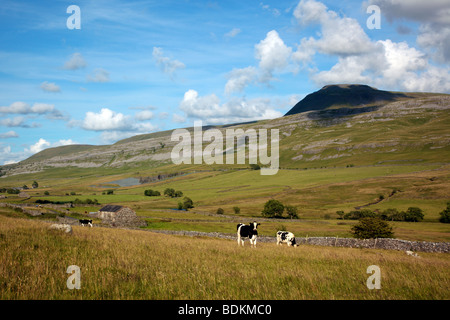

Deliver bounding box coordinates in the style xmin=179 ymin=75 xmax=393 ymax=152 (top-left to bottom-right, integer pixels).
xmin=286 ymin=205 xmax=299 ymax=219
xmin=404 ymin=207 xmax=424 ymax=222
xmin=439 ymin=202 xmax=450 ymax=223
xmin=351 ymin=217 xmax=394 ymax=239
xmin=182 ymin=197 xmax=194 ymax=210
xmin=233 ymin=206 xmax=240 ymax=214
xmin=261 ymin=199 xmax=284 ymax=218
xmin=216 ymin=208 xmax=224 ymax=215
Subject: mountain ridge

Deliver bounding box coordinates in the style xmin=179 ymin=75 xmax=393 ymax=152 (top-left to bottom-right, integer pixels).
xmin=1 ymin=85 xmax=449 ymax=177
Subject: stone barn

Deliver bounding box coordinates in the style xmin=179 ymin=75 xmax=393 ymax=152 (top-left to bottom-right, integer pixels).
xmin=98 ymin=204 xmax=146 ymax=227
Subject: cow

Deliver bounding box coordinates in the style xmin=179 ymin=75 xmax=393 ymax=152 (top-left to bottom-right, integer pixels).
xmin=276 ymin=231 xmax=297 ymax=247
xmin=237 ymin=222 xmax=260 ymax=247
xmin=79 ymin=219 xmax=93 ymax=227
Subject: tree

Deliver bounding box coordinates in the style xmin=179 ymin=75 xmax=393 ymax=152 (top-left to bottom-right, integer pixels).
xmin=286 ymin=205 xmax=299 ymax=219
xmin=404 ymin=207 xmax=424 ymax=222
xmin=439 ymin=202 xmax=450 ymax=223
xmin=351 ymin=217 xmax=394 ymax=239
xmin=261 ymin=199 xmax=284 ymax=218
xmin=233 ymin=206 xmax=240 ymax=214
xmin=145 ymin=189 xmax=160 ymax=196
xmin=336 ymin=210 xmax=345 ymax=219
xmin=174 ymin=190 xmax=183 ymax=197
xmin=182 ymin=197 xmax=194 ymax=210
xmin=216 ymin=208 xmax=224 ymax=215
xmin=164 ymin=188 xmax=176 ymax=197
xmin=32 ymin=181 xmax=39 ymax=188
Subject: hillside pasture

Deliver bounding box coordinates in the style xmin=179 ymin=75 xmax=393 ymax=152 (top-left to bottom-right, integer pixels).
xmin=0 ymin=215 xmax=449 ymax=300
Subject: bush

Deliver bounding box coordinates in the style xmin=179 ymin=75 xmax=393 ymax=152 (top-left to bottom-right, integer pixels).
xmin=439 ymin=202 xmax=450 ymax=223
xmin=216 ymin=208 xmax=224 ymax=215
xmin=144 ymin=189 xmax=161 ymax=196
xmin=343 ymin=209 xmax=377 ymax=220
xmin=164 ymin=188 xmax=183 ymax=198
xmin=351 ymin=217 xmax=394 ymax=239
xmin=233 ymin=206 xmax=240 ymax=214
xmin=261 ymin=199 xmax=284 ymax=218
xmin=249 ymin=164 xmax=260 ymax=170
xmin=286 ymin=205 xmax=299 ymax=219
xmin=182 ymin=197 xmax=194 ymax=210
xmin=44 ymin=191 xmax=50 ymax=195
xmin=174 ymin=190 xmax=183 ymax=197
xmin=381 ymin=208 xmax=404 ymax=221
xmin=164 ymin=188 xmax=176 ymax=197
xmin=404 ymin=207 xmax=424 ymax=222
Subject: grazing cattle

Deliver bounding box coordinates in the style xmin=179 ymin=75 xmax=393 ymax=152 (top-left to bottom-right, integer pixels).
xmin=276 ymin=231 xmax=297 ymax=247
xmin=237 ymin=222 xmax=260 ymax=247
xmin=79 ymin=219 xmax=93 ymax=227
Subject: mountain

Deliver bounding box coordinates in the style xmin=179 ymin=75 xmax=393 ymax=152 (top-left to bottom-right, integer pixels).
xmin=284 ymin=84 xmax=408 ymax=116
xmin=1 ymin=85 xmax=449 ymax=178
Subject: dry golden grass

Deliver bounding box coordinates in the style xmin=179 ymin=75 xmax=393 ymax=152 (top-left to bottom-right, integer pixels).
xmin=0 ymin=215 xmax=449 ymax=300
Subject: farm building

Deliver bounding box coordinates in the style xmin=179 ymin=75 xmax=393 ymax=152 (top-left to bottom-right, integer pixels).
xmin=97 ymin=204 xmax=146 ymax=227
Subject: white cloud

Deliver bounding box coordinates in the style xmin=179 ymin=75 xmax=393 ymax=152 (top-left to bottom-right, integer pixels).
xmin=225 ymin=66 xmax=259 ymax=94
xmin=172 ymin=113 xmax=186 ymax=123
xmin=82 ymin=108 xmax=131 ymax=131
xmin=27 ymin=138 xmax=51 ymax=154
xmin=79 ymin=107 xmax=158 ymax=143
xmin=260 ymin=3 xmax=281 ymax=17
xmin=369 ymin=0 xmax=450 ymax=63
xmin=225 ymin=28 xmax=241 ymax=38
xmin=255 ymin=30 xmax=292 ymax=79
xmin=135 ymin=110 xmax=154 ymax=121
xmin=224 ymin=30 xmax=293 ymax=94
xmin=63 ymin=52 xmax=87 ymax=70
xmin=0 ymin=131 xmax=19 ymax=139
xmin=152 ymin=47 xmax=185 ymax=78
xmin=40 ymin=81 xmax=61 ymax=93
xmin=179 ymin=89 xmax=283 ymax=124
xmin=293 ymin=0 xmax=375 ymax=57
xmin=87 ymin=68 xmax=110 ymax=82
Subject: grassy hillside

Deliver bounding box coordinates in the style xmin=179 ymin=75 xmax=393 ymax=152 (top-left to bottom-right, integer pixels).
xmin=1 ymin=215 xmax=448 ymax=300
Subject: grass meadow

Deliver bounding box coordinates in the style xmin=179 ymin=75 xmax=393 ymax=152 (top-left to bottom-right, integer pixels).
xmin=0 ymin=215 xmax=449 ymax=300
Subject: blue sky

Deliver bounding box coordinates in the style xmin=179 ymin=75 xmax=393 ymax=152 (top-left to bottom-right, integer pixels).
xmin=1 ymin=0 xmax=449 ymax=164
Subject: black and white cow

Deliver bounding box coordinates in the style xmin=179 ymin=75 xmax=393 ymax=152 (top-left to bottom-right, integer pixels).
xmin=276 ymin=231 xmax=297 ymax=247
xmin=237 ymin=222 xmax=260 ymax=247
xmin=79 ymin=219 xmax=93 ymax=227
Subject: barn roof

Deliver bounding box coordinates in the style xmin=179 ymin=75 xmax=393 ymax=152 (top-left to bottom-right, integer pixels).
xmin=99 ymin=205 xmax=123 ymax=212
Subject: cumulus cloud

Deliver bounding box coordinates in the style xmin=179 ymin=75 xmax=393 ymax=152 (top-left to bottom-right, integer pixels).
xmin=225 ymin=30 xmax=292 ymax=94
xmin=27 ymin=138 xmax=51 ymax=154
xmin=79 ymin=107 xmax=158 ymax=143
xmin=82 ymin=108 xmax=131 ymax=131
xmin=289 ymin=0 xmax=450 ymax=93
xmin=225 ymin=66 xmax=259 ymax=94
xmin=255 ymin=30 xmax=292 ymax=80
xmin=293 ymin=0 xmax=375 ymax=57
xmin=63 ymin=52 xmax=87 ymax=70
xmin=87 ymin=68 xmax=110 ymax=82
xmin=0 ymin=131 xmax=19 ymax=139
xmin=179 ymin=89 xmax=283 ymax=124
xmin=152 ymin=47 xmax=185 ymax=78
xmin=40 ymin=81 xmax=61 ymax=93
xmin=0 ymin=102 xmax=67 ymax=122
xmin=134 ymin=110 xmax=154 ymax=121
xmin=369 ymin=0 xmax=450 ymax=63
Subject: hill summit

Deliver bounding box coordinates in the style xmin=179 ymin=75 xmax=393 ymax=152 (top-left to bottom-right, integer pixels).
xmin=284 ymin=84 xmax=407 ymax=116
